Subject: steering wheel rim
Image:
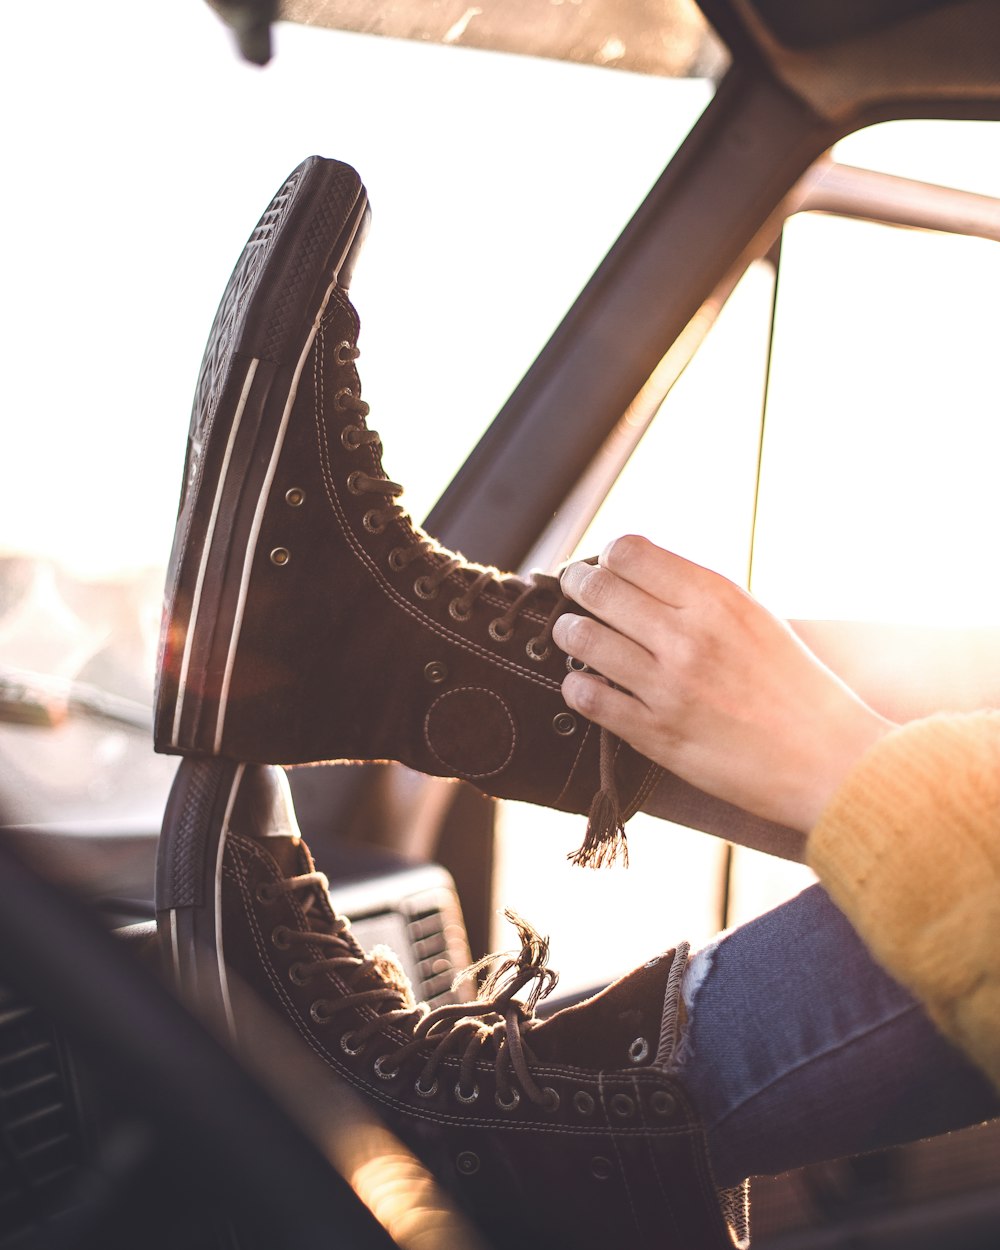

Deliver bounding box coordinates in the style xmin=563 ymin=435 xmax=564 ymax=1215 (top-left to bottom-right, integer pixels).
xmin=0 ymin=835 xmax=402 ymax=1250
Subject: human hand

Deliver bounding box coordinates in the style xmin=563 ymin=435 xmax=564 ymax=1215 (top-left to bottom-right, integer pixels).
xmin=554 ymin=535 xmax=895 ymax=833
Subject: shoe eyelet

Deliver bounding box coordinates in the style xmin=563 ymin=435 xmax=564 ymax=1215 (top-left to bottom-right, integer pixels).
xmin=341 ymin=424 xmax=361 ymax=450
xmin=566 ymin=656 xmax=588 ymax=672
xmin=448 ymin=598 xmax=472 ymax=622
xmin=284 ymin=487 xmax=305 ymax=507
xmin=334 ymin=340 xmax=357 ymax=366
xmin=591 ymin=1156 xmax=614 ymax=1181
xmin=271 ymin=925 xmax=292 ymax=950
xmin=541 ymin=1087 xmax=560 ymax=1112
xmin=526 ymin=637 xmax=551 ymax=662
xmin=552 ymin=712 xmax=578 ymax=737
xmin=334 ymin=386 xmax=356 ymax=411
xmin=423 ymin=660 xmax=448 ymax=684
xmin=374 ymin=1055 xmax=401 ymax=1081
xmin=651 ymin=1090 xmax=678 ymax=1119
xmin=269 ymin=547 xmax=290 ymax=567
xmin=628 ymin=1037 xmax=650 ymax=1064
xmin=489 ymin=619 xmax=514 ymax=643
xmin=414 ymin=1076 xmax=439 ymax=1099
xmin=573 ymin=1091 xmax=595 ymax=1116
xmin=495 ymin=1089 xmax=520 ymax=1112
xmin=387 ymin=547 xmax=409 ymax=572
xmin=413 ymin=575 xmax=439 ymax=600
xmin=310 ymin=1000 xmax=334 ymax=1024
xmin=288 ymin=962 xmax=313 ymax=987
xmin=610 ymin=1093 xmax=635 ymax=1119
xmin=340 ymin=1031 xmax=366 ymax=1057
xmin=453 ymin=1081 xmax=479 ymax=1105
xmin=346 ymin=471 xmax=365 ymax=495
xmin=363 ymin=510 xmax=387 ymax=534
xmin=456 ymin=1150 xmax=480 ymax=1176
xmin=256 ymin=882 xmax=278 ymax=904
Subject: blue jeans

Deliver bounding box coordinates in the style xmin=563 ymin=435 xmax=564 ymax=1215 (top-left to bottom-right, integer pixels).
xmin=676 ymin=884 xmax=1000 ymax=1187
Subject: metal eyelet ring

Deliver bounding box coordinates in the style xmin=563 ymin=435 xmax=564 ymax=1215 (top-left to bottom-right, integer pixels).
xmin=374 ymin=1055 xmax=401 ymax=1081
xmin=610 ymin=1093 xmax=635 ymax=1119
xmin=552 ymin=712 xmax=577 ymax=737
xmin=270 ymin=547 xmax=290 ymax=567
xmin=495 ymin=1089 xmax=520 ymax=1111
xmin=363 ymin=510 xmax=386 ymax=534
xmin=334 ymin=340 xmax=356 ymax=366
xmin=541 ymin=1087 xmax=560 ymax=1112
xmin=566 ymin=656 xmax=588 ymax=672
xmin=285 ymin=487 xmax=305 ymax=507
xmin=573 ymin=1091 xmax=595 ymax=1116
xmin=341 ymin=424 xmax=361 ymax=450
xmin=525 ymin=637 xmax=551 ymax=662
xmin=413 ymin=575 xmax=439 ymax=600
xmin=387 ymin=547 xmax=409 ymax=572
xmin=488 ymin=619 xmax=514 ymax=643
xmin=456 ymin=1151 xmax=480 ymax=1176
xmin=453 ymin=1081 xmax=479 ymax=1105
xmin=448 ymin=598 xmax=472 ymax=622
xmin=628 ymin=1037 xmax=650 ymax=1064
xmin=271 ymin=925 xmax=292 ymax=950
xmin=651 ymin=1090 xmax=678 ymax=1119
xmin=414 ymin=1076 xmax=439 ymax=1099
xmin=424 ymin=660 xmax=448 ymax=684
xmin=333 ymin=386 xmax=356 ymax=411
xmin=309 ymin=1000 xmax=334 ymax=1024
xmin=288 ymin=962 xmax=312 ymax=987
xmin=255 ymin=882 xmax=278 ymax=903
xmin=346 ymin=471 xmax=365 ymax=495
xmin=591 ymin=1156 xmax=614 ymax=1181
xmin=340 ymin=1031 xmax=366 ymax=1057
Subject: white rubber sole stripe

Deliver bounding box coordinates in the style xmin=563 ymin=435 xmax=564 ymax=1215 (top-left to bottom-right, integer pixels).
xmin=170 ymin=359 xmax=260 ymax=747
xmin=213 ymin=272 xmax=344 ymax=753
xmin=217 ymin=763 xmax=245 ymax=1045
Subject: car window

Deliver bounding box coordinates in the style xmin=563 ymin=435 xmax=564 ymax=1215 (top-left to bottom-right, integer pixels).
xmin=498 ymin=118 xmax=1000 ymax=991
xmin=2 ymin=3 xmax=717 ymax=833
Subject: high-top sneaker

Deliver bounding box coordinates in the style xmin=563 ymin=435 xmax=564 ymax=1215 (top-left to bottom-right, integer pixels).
xmin=156 ymin=758 xmax=748 ymax=1250
xmin=154 ymin=156 xmax=661 ymax=866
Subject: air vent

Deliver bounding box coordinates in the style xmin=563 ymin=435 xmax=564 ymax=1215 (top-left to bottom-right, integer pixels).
xmin=328 ymin=865 xmax=474 ymax=1010
xmin=0 ymin=984 xmax=84 ymax=1246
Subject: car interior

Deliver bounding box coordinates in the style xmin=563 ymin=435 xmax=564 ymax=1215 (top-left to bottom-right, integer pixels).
xmin=3 ymin=0 xmax=1000 ymax=1246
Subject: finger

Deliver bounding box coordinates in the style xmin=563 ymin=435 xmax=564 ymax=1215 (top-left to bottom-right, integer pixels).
xmin=561 ymin=671 xmax=653 ymax=749
xmin=599 ymin=534 xmax=716 ymax=607
xmin=553 ymin=613 xmax=654 ymax=699
xmin=560 ymin=559 xmax=673 ymax=645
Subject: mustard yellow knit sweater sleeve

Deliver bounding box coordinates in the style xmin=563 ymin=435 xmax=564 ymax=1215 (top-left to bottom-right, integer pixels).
xmin=806 ymin=711 xmax=1000 ymax=1091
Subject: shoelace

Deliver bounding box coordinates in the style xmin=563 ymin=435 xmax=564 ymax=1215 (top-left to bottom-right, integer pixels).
xmin=270 ymin=873 xmax=561 ymax=1109
xmin=334 ymin=340 xmax=629 ymax=867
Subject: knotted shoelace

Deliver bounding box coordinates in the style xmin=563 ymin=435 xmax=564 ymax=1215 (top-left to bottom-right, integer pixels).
xmin=333 ymin=342 xmax=629 ymax=867
xmin=270 ymin=873 xmax=561 ymax=1108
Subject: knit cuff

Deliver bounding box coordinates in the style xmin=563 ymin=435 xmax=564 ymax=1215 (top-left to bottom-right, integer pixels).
xmin=806 ymin=712 xmax=1000 ymax=1090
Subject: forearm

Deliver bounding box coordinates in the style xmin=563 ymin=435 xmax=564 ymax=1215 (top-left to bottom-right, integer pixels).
xmin=806 ymin=711 xmax=1000 ymax=1091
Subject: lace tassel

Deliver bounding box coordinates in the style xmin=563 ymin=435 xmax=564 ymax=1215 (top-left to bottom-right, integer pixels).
xmin=569 ymin=729 xmax=629 ymax=869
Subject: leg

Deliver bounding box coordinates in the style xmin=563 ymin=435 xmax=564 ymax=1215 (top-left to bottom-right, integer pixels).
xmin=676 ymin=883 xmax=1000 ymax=1187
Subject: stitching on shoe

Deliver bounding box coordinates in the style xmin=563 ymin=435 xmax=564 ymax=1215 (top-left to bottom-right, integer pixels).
xmin=423 ymin=687 xmax=517 ymax=780
xmin=633 ymin=1074 xmax=685 ymax=1244
xmin=599 ymin=1073 xmax=644 ymax=1234
xmin=623 ymin=760 xmax=664 ymax=821
xmin=311 ymin=311 xmax=561 ymax=694
xmin=552 ymin=722 xmax=596 ymax=810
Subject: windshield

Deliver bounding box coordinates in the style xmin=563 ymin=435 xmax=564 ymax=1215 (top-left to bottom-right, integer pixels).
xmin=2 ymin=1 xmax=721 ymax=823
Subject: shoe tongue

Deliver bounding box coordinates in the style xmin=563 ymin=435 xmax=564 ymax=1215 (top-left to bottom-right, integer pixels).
xmin=527 ymin=949 xmax=680 ymax=1071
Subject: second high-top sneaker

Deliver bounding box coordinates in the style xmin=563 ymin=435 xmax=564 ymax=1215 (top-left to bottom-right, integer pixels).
xmin=154 ymin=156 xmax=661 ymax=865
xmin=156 ymin=758 xmax=748 ymax=1249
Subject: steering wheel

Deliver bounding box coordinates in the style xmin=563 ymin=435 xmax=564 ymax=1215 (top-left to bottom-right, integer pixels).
xmin=0 ymin=838 xmax=479 ymax=1250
